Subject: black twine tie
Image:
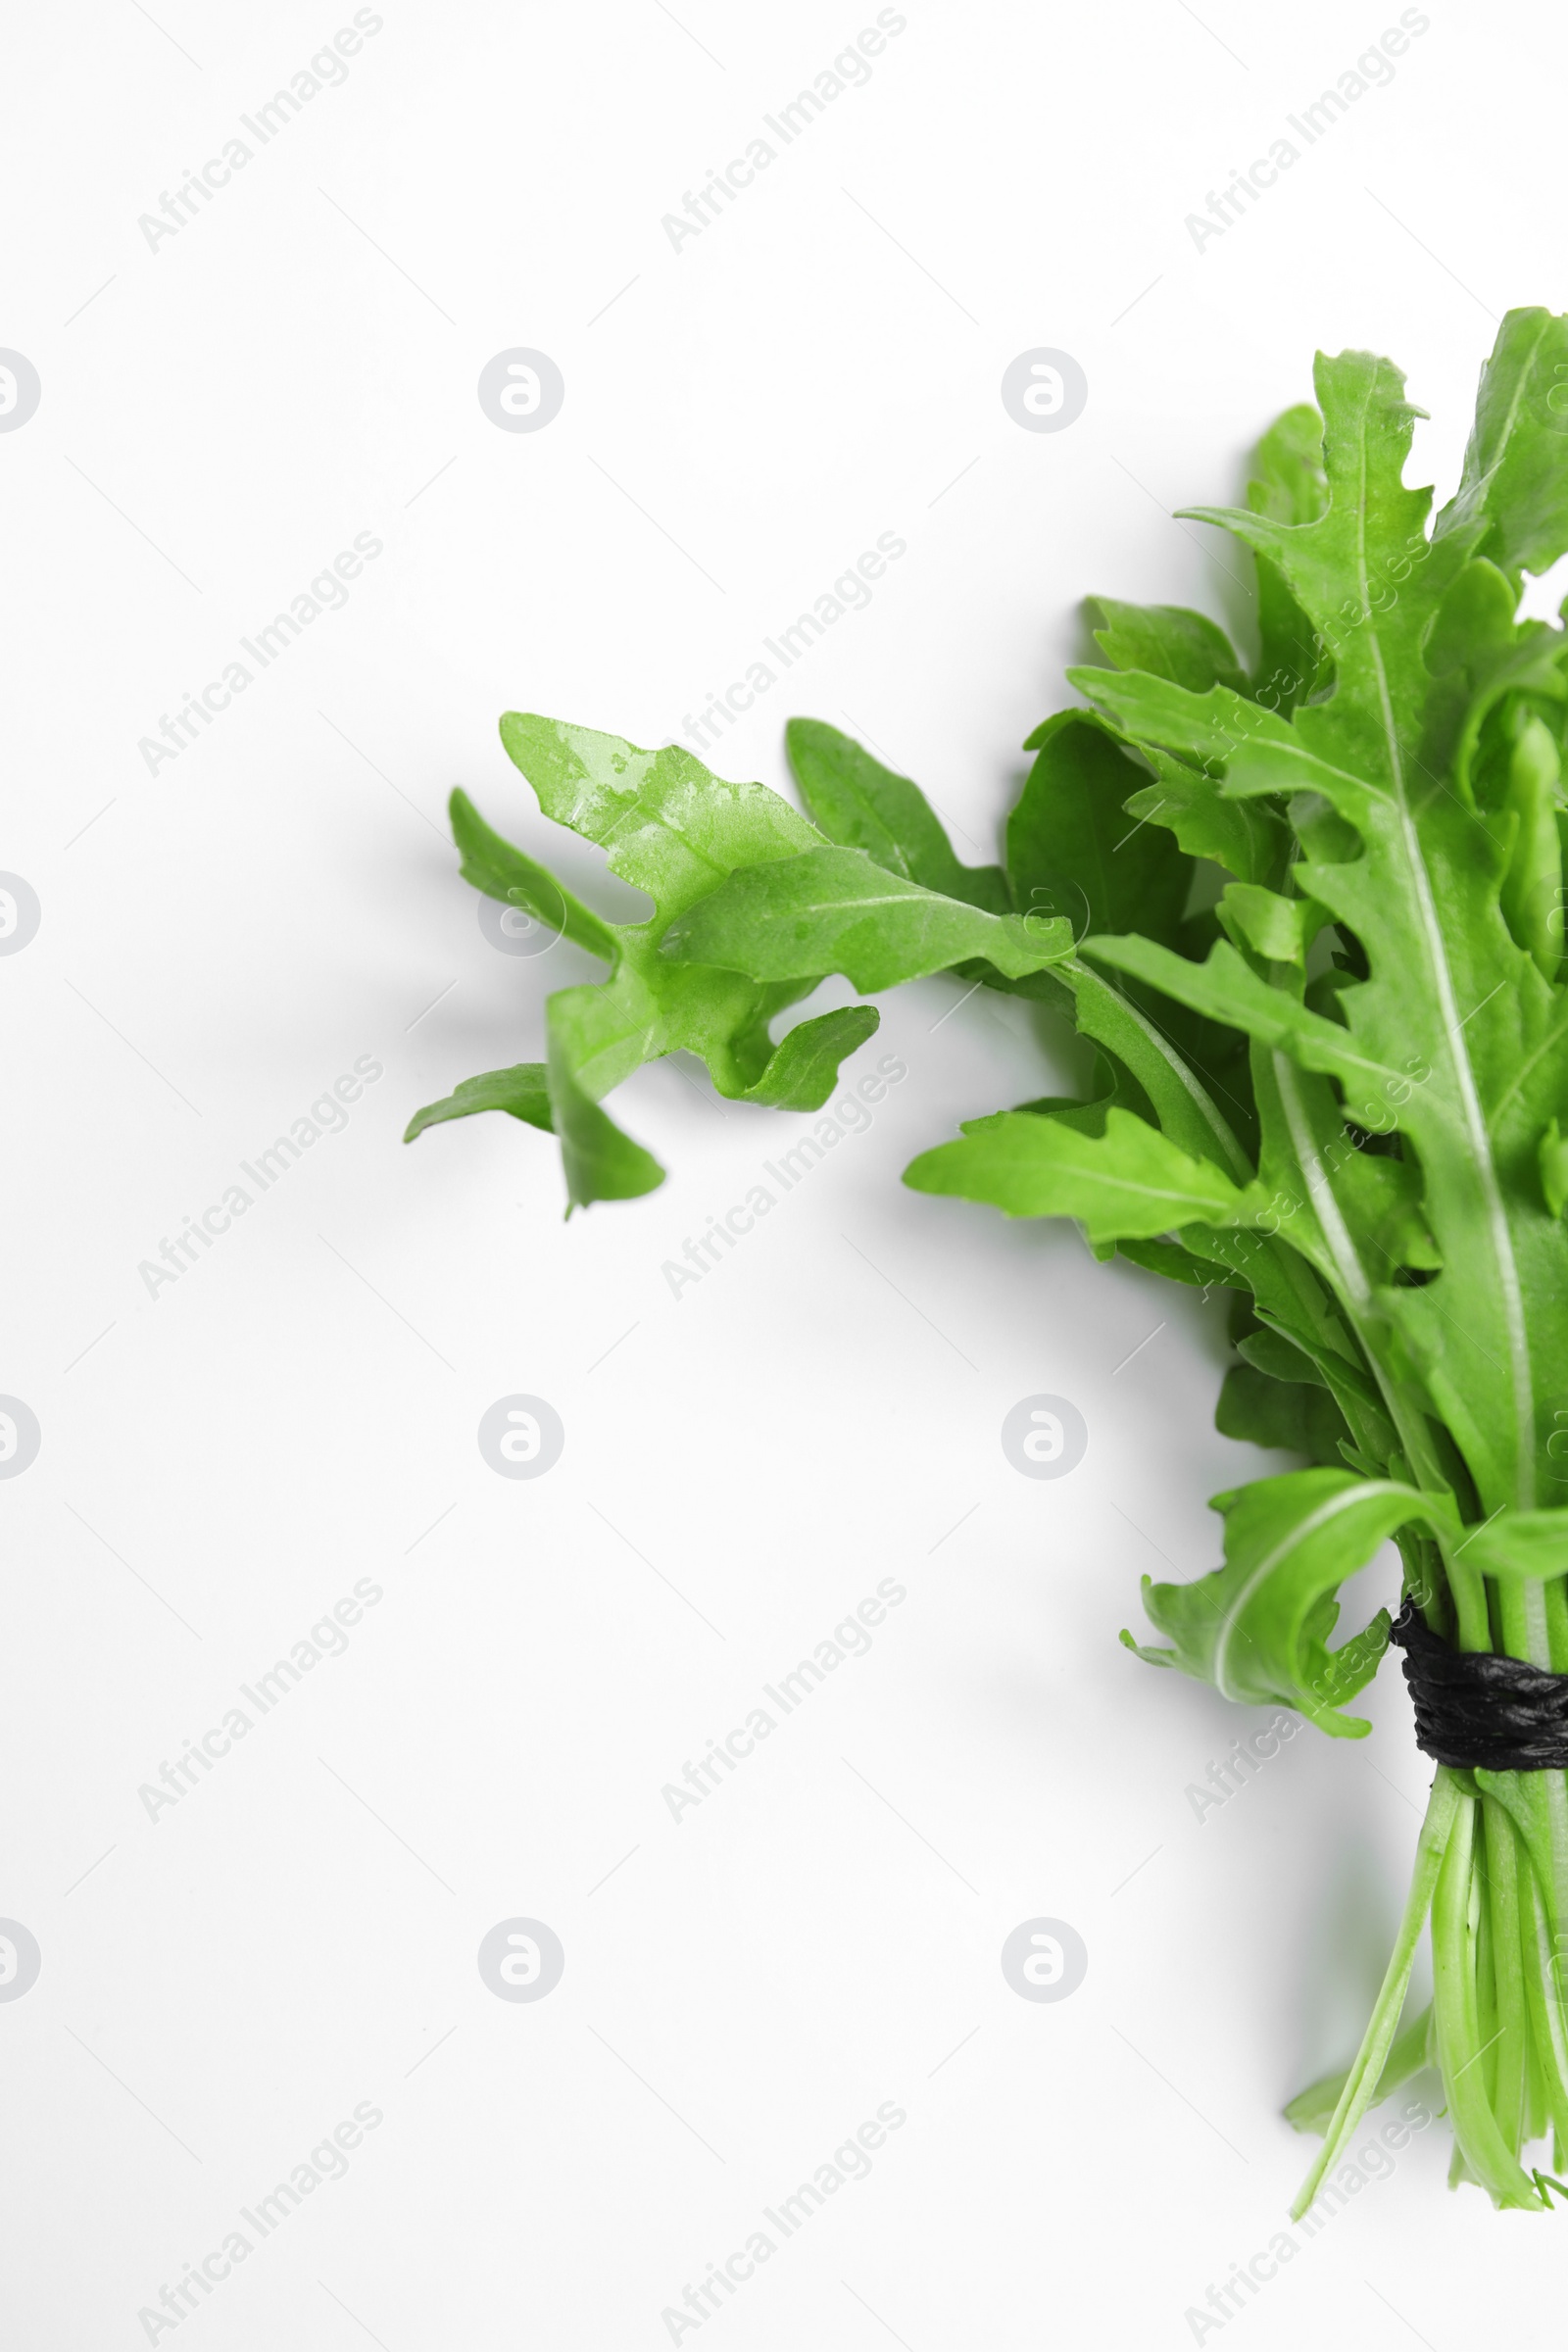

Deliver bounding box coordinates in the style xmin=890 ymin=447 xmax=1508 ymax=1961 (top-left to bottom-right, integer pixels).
xmin=1388 ymin=1598 xmax=1568 ymax=1772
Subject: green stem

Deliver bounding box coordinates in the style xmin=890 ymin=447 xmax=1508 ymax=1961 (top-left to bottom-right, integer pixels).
xmin=1482 ymin=1797 xmax=1531 ymax=2157
xmin=1430 ymin=1786 xmax=1544 ymax=2207
xmin=1519 ymin=1858 xmax=1568 ymax=2165
xmin=1290 ymin=1768 xmax=1459 ymax=2218
xmin=1285 ymin=2001 xmax=1432 ymax=2135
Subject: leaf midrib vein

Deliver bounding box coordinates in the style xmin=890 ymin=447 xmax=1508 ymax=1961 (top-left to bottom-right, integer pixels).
xmin=1349 ymin=377 xmax=1536 ymax=1520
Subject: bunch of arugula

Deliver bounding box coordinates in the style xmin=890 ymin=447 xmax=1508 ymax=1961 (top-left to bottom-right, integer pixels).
xmin=411 ymin=309 xmax=1568 ymax=2211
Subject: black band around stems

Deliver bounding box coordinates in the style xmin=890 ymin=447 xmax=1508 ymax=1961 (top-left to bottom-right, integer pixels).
xmin=1388 ymin=1599 xmax=1568 ymax=1772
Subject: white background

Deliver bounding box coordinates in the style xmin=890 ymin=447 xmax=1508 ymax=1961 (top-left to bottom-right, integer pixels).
xmin=5 ymin=1 xmax=1567 ymax=2345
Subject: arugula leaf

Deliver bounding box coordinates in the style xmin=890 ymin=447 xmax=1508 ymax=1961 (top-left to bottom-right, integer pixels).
xmin=449 ymin=788 xmax=616 ymax=959
xmin=404 ymin=1062 xmax=554 ymax=1143
xmin=1464 ymin=1508 xmax=1568 ymax=1582
xmin=1118 ymin=741 xmax=1289 ymax=886
xmin=1435 ymin=307 xmax=1568 ymax=585
xmin=784 ymin=718 xmax=1009 ymax=910
xmin=661 ymin=845 xmax=1074 ymax=990
xmin=744 ymin=717 xmax=1259 ymax=1179
xmin=406 ymin=720 xmax=883 ymax=1208
xmin=904 ymin=1105 xmax=1268 ymax=1245
xmin=1215 ymin=1363 xmax=1352 ymax=1465
xmin=1007 ymin=710 xmax=1191 ymax=946
xmin=1119 ymin=345 xmax=1568 ymax=1524
xmin=1246 ymin=400 xmax=1330 ymax=710
xmin=1121 ymin=1468 xmax=1457 ymax=1736
xmin=1089 ymin=597 xmax=1250 ymax=695
xmin=1218 ymin=882 xmax=1315 ymax=965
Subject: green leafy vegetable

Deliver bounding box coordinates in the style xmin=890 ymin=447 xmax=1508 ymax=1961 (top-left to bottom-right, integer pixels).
xmin=415 ymin=308 xmax=1568 ymax=2210
xmin=662 ymin=844 xmax=1072 ymax=989
xmin=905 ymin=1107 xmax=1270 ymax=1244
xmin=1121 ymin=1468 xmax=1459 ymax=1737
xmin=783 ymin=718 xmax=1009 ymax=909
xmin=406 ymin=720 xmax=888 ymax=1208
